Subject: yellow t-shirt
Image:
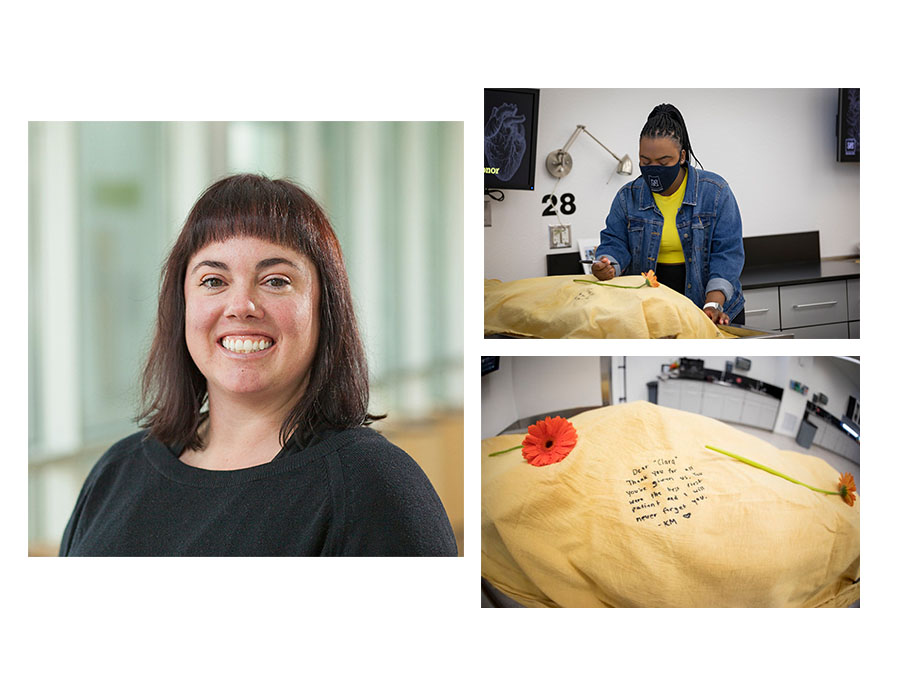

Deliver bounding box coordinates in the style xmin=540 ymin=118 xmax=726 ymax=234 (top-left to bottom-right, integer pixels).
xmin=653 ymin=168 xmax=688 ymax=264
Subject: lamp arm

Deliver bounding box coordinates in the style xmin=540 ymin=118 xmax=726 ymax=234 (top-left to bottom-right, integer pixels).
xmin=581 ymin=126 xmax=623 ymax=162
xmin=546 ymin=125 xmax=632 ymax=178
xmin=559 ymin=124 xmax=586 ymax=154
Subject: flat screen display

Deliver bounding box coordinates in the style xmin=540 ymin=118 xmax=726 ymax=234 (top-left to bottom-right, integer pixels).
xmin=484 ymin=88 xmax=540 ymax=190
xmin=481 ymin=356 xmax=500 ymax=376
xmin=837 ymin=88 xmax=860 ymax=163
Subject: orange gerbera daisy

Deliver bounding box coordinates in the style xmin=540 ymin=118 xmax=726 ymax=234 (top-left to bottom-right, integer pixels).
xmin=838 ymin=472 xmax=857 ymax=506
xmin=642 ymin=270 xmax=659 ymax=287
xmin=521 ymin=416 xmax=578 ymax=467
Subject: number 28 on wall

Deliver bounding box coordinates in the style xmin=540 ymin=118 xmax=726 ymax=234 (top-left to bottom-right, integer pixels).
xmin=542 ymin=193 xmax=576 ymax=216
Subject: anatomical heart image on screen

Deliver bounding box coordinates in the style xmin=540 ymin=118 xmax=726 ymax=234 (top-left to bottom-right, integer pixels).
xmin=484 ymin=88 xmax=539 ymax=191
xmin=485 ymin=102 xmax=527 ymax=181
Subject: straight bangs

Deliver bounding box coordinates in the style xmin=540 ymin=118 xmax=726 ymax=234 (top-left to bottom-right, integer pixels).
xmin=182 ymin=175 xmax=331 ymax=266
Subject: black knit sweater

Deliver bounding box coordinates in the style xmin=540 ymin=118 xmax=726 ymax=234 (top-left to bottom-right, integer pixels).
xmin=59 ymin=427 xmax=457 ymax=556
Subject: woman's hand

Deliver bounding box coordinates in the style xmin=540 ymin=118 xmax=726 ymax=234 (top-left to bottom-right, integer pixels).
xmin=703 ymin=291 xmax=729 ymax=324
xmin=704 ymin=306 xmax=730 ymax=325
xmin=591 ymin=256 xmax=615 ymax=281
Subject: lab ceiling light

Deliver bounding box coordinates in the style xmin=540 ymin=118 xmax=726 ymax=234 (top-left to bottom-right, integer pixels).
xmin=546 ymin=124 xmax=633 ymax=178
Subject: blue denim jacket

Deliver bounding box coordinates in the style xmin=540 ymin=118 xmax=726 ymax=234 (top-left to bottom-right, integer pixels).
xmin=595 ymin=165 xmax=745 ymax=318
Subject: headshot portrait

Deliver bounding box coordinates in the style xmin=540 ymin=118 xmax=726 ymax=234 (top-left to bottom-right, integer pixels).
xmin=28 ymin=121 xmax=463 ymax=556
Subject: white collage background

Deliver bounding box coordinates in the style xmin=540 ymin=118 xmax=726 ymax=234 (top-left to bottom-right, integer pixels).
xmin=4 ymin=2 xmax=893 ymax=676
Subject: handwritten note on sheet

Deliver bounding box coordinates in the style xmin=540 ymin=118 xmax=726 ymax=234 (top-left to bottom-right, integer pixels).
xmin=624 ymin=456 xmax=707 ymax=528
xmin=572 ymin=287 xmax=595 ymax=303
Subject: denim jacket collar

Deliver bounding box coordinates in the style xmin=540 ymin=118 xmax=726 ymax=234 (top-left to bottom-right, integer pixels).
xmin=637 ymin=164 xmax=698 ymax=211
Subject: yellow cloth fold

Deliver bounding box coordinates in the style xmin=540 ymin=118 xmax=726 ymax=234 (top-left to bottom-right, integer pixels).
xmin=484 ymin=275 xmax=731 ymax=338
xmin=482 ymin=401 xmax=859 ymax=607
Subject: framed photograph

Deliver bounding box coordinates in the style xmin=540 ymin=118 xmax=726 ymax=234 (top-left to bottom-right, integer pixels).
xmin=577 ymin=238 xmax=598 ymax=274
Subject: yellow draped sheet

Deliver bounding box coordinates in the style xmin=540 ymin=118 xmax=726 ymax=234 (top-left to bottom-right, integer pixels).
xmin=484 ymin=275 xmax=734 ymax=338
xmin=481 ymin=401 xmax=859 ymax=607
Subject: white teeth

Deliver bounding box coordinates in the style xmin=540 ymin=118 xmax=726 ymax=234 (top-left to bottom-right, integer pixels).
xmin=221 ymin=337 xmax=272 ymax=353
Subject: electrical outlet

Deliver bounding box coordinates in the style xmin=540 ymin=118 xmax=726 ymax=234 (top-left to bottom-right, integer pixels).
xmin=549 ymin=224 xmax=571 ymax=249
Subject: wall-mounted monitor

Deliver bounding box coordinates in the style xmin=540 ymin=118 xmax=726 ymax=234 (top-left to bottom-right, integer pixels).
xmin=482 ymin=356 xmax=500 ymax=376
xmin=484 ymin=88 xmax=540 ymax=191
xmin=836 ymin=88 xmax=859 ymax=163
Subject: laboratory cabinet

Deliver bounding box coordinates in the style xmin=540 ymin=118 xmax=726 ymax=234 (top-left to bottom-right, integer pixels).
xmin=808 ymin=411 xmax=859 ymax=464
xmin=741 ymin=287 xmax=780 ymax=331
xmin=699 ymin=383 xmax=727 ymax=420
xmin=742 ymin=277 xmax=859 ymax=338
xmin=741 ymin=392 xmax=780 ymax=429
xmin=847 ymin=278 xmax=859 ymax=321
xmin=656 ymin=379 xmax=779 ymax=431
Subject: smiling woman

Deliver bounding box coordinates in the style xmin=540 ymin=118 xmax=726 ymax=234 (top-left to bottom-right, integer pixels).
xmin=58 ymin=174 xmax=457 ymax=557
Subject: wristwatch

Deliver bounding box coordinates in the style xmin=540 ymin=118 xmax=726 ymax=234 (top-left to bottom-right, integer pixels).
xmin=703 ymin=302 xmax=724 ymax=313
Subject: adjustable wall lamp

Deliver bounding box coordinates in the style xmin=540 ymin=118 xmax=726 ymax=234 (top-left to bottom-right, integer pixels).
xmin=546 ymin=124 xmax=633 ymax=178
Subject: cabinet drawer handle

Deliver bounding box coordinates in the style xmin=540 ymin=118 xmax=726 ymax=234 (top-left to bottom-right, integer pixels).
xmin=746 ymin=308 xmax=768 ymax=314
xmin=793 ymin=301 xmax=838 ymax=309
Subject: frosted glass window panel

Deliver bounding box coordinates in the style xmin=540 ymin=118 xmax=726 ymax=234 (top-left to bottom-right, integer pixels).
xmin=28 ymin=123 xmax=42 ymax=448
xmin=438 ymin=121 xmax=464 ymax=407
xmin=227 ymin=122 xmax=287 ymax=178
xmin=77 ymin=123 xmax=171 ymax=444
xmin=344 ymin=122 xmax=387 ymax=406
xmin=165 ymin=122 xmax=215 ymax=238
xmin=31 ymin=122 xmax=81 ymax=456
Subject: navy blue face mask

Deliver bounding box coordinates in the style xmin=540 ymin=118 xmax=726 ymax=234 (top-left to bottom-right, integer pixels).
xmin=640 ymin=162 xmax=683 ymax=193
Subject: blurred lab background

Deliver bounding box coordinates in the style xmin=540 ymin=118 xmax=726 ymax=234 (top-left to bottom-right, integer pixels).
xmin=29 ymin=121 xmax=463 ymax=555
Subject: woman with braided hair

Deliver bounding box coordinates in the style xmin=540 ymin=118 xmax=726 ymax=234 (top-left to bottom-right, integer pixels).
xmin=592 ymin=103 xmax=745 ymax=325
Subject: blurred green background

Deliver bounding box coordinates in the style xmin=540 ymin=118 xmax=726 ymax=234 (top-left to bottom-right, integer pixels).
xmin=28 ymin=121 xmax=464 ymax=554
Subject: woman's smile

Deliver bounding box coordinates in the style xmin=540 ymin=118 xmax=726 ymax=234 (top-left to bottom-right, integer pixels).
xmin=218 ymin=334 xmax=276 ymax=354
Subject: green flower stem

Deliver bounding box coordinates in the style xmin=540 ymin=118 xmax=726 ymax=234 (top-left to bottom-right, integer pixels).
xmin=489 ymin=444 xmax=523 ymax=457
xmin=574 ymin=279 xmax=648 ymax=289
xmin=704 ymin=445 xmax=840 ymax=495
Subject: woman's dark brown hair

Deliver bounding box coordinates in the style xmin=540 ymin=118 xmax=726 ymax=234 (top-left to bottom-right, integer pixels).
xmin=139 ymin=174 xmax=379 ymax=451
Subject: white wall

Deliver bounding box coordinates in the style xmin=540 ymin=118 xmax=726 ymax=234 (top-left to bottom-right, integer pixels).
xmin=481 ymin=356 xmax=607 ymax=438
xmin=480 ymin=359 xmax=517 ymax=440
xmin=485 ymin=89 xmax=860 ymax=281
xmin=615 ymin=356 xmax=859 ymax=438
